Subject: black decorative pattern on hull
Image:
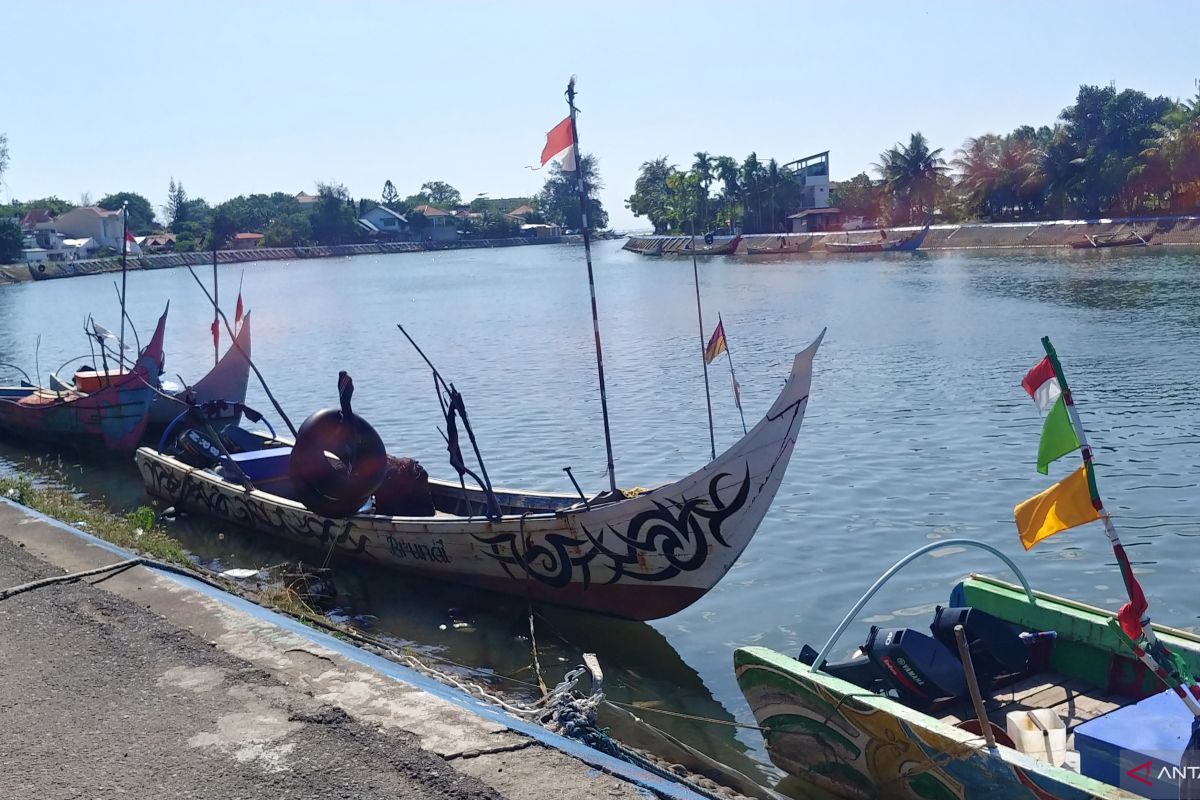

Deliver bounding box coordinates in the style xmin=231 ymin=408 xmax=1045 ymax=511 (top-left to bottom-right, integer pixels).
xmin=472 ymin=465 xmax=752 ymax=588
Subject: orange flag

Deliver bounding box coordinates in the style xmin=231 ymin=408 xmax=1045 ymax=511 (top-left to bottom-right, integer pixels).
xmin=1014 ymin=465 xmax=1101 ymax=550
xmin=704 ymin=320 xmax=727 ymax=365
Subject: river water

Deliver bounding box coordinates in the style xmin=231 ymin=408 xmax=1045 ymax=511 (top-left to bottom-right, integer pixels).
xmin=3 ymin=242 xmax=1200 ymax=793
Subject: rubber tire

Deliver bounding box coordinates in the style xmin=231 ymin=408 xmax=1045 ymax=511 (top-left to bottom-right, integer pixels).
xmin=287 ymin=408 xmax=387 ymax=518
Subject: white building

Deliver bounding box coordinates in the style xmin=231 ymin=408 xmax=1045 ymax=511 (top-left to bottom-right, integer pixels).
xmin=38 ymin=206 xmax=126 ymax=250
xmin=358 ymin=205 xmax=410 ymax=238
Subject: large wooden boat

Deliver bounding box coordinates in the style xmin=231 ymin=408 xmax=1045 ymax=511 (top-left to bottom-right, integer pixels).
xmin=735 ymin=546 xmax=1200 ymax=799
xmin=682 ymin=235 xmax=742 ymax=255
xmin=825 ymin=225 xmax=930 ymax=254
xmin=0 ymin=307 xmax=168 ymax=453
xmin=744 ymin=236 xmax=814 ymax=256
xmin=134 ymin=331 xmax=823 ymax=620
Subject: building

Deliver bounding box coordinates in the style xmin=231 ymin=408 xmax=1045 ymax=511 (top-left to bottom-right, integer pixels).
xmin=229 ymin=232 xmax=264 ymax=250
xmin=782 ymin=151 xmax=832 ymax=212
xmin=20 ymin=208 xmax=57 ymax=231
xmin=410 ymin=204 xmax=459 ymax=242
xmin=295 ymin=192 xmax=319 ymax=206
xmin=520 ymin=223 xmax=561 ymax=238
xmin=38 ymin=206 xmax=126 ymax=249
xmin=141 ymin=233 xmax=177 ymax=252
xmin=358 ymin=205 xmax=410 ymax=238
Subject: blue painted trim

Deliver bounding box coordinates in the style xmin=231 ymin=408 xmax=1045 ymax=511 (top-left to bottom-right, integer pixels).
xmin=0 ymin=498 xmax=706 ymax=800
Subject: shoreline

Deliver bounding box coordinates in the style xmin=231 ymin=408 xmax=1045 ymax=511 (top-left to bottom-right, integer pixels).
xmin=622 ymin=214 xmax=1200 ymax=254
xmin=0 ymin=234 xmax=586 ymax=284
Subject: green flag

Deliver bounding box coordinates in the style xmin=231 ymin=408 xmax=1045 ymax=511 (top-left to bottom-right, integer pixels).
xmin=1037 ymin=395 xmax=1080 ymax=474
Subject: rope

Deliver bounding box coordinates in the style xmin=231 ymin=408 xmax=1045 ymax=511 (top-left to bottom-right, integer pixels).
xmin=603 ymin=699 xmax=769 ymax=732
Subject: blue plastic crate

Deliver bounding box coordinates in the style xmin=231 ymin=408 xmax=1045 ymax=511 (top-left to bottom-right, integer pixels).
xmin=1074 ymin=688 xmax=1196 ymax=798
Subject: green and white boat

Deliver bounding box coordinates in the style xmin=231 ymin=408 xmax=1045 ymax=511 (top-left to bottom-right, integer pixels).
xmin=735 ymin=541 xmax=1200 ymax=799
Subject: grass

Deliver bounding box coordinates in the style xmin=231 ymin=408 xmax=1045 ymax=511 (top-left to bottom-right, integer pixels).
xmin=0 ymin=473 xmax=190 ymax=566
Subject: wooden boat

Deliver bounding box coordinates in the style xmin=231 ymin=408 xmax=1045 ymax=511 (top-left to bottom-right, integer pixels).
xmin=134 ymin=331 xmax=824 ymax=620
xmin=744 ymin=236 xmax=813 ymax=255
xmin=681 ymin=235 xmax=742 ymax=256
xmin=735 ymin=542 xmax=1200 ymax=799
xmin=0 ymin=307 xmax=168 ymax=453
xmin=148 ymin=314 xmax=253 ymax=428
xmin=1069 ymin=231 xmax=1149 ymax=249
xmin=825 ymin=225 xmax=930 ymax=254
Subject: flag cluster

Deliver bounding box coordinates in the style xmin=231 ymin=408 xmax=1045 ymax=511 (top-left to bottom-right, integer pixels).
xmin=1013 ymin=353 xmax=1098 ymax=549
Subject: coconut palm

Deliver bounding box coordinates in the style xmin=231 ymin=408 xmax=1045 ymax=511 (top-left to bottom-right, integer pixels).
xmin=715 ymin=156 xmax=741 ymax=232
xmin=692 ymin=152 xmax=714 ymax=230
xmin=875 ymin=132 xmax=947 ymax=224
xmin=741 ymin=153 xmax=766 ymax=233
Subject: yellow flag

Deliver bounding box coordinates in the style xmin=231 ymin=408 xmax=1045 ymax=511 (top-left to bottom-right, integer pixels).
xmin=1014 ymin=465 xmax=1100 ymax=550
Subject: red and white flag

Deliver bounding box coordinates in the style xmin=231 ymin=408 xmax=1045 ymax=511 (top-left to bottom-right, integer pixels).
xmin=536 ymin=116 xmax=576 ymax=171
xmin=123 ymin=230 xmax=142 ymax=255
xmin=234 ymin=292 xmax=244 ymax=333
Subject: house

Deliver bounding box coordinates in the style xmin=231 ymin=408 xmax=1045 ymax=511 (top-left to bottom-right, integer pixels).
xmin=38 ymin=206 xmax=125 ymax=249
xmin=358 ymin=205 xmax=410 ymax=238
xmin=295 ymin=192 xmax=319 ymax=206
xmin=788 ymin=207 xmax=842 ymax=233
xmin=782 ymin=151 xmax=832 ymax=212
xmin=410 ymin=204 xmax=459 ymax=242
xmin=229 ymin=232 xmax=264 ymax=250
xmin=62 ymin=237 xmax=100 ymax=258
xmin=20 ymin=208 xmax=57 ymax=231
xmin=520 ymin=223 xmax=561 ymax=238
xmin=506 ymin=204 xmax=536 ymax=220
xmin=141 ymin=233 xmax=177 ymax=252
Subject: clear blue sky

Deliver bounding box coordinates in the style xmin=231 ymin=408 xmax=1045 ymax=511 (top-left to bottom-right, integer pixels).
xmin=4 ymin=1 xmax=1198 ymax=230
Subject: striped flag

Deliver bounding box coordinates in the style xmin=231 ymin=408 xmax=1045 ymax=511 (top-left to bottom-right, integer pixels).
xmin=537 ymin=117 xmax=576 ymax=171
xmin=1022 ymin=355 xmax=1080 ymax=474
xmin=234 ymin=292 xmax=244 ymax=333
xmin=704 ymin=320 xmax=727 ymax=364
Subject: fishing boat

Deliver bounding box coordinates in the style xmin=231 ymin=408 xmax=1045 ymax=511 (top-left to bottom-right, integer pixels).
xmin=1069 ymin=231 xmax=1149 ymax=249
xmin=744 ymin=236 xmax=813 ymax=256
xmin=824 ymin=225 xmax=930 ymax=254
xmin=735 ymin=338 xmax=1200 ymax=799
xmin=734 ymin=552 xmax=1200 ymax=800
xmin=682 ymin=235 xmax=742 ymax=255
xmin=133 ymin=331 xmax=823 ymax=620
xmin=0 ymin=307 xmax=168 ymax=453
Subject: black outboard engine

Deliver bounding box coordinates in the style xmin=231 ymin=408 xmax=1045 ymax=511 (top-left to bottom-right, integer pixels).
xmin=930 ymin=606 xmax=1030 ymax=683
xmin=863 ymin=626 xmax=966 ymax=710
xmin=797 ymin=644 xmax=886 ymax=693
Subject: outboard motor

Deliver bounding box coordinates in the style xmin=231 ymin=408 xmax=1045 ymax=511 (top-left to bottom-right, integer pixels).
xmin=930 ymin=606 xmax=1031 ymax=683
xmin=863 ymin=626 xmax=967 ymax=709
xmin=797 ymin=644 xmax=886 ymax=693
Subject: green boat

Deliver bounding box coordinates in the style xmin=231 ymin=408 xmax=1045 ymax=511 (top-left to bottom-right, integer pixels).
xmin=735 ymin=540 xmax=1200 ymax=800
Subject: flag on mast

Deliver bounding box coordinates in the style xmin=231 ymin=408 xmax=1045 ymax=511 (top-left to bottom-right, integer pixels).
xmin=1013 ymin=464 xmax=1100 ymax=549
xmin=704 ymin=320 xmax=728 ymax=364
xmin=234 ymin=292 xmax=244 ymax=333
xmin=537 ymin=117 xmax=576 ymax=171
xmin=124 ymin=230 xmax=142 ymax=255
xmin=1021 ymin=355 xmax=1080 ymax=474
xmin=732 ymin=377 xmax=742 ymax=411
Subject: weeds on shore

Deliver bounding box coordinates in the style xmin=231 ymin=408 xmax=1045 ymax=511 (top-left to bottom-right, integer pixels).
xmin=0 ymin=474 xmax=190 ymax=567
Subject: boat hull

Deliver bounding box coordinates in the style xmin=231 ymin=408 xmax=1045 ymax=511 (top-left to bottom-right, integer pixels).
xmin=734 ymin=574 xmax=1200 ymax=799
xmin=148 ymin=313 xmax=252 ymax=427
xmin=0 ymin=309 xmax=168 ymax=454
xmin=136 ymin=332 xmax=824 ymax=619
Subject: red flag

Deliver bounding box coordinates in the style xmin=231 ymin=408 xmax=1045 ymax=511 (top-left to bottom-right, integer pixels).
xmin=1115 ymin=545 xmax=1149 ymax=640
xmin=210 ymin=318 xmax=219 ymax=351
xmin=538 ymin=117 xmax=576 ymax=170
xmin=234 ymin=292 xmax=244 ymax=331
xmin=704 ymin=320 xmax=727 ymax=364
xmin=124 ymin=230 xmax=137 ymax=244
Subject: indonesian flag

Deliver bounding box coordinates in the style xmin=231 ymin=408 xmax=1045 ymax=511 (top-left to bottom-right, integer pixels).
xmin=704 ymin=320 xmax=728 ymax=364
xmin=124 ymin=229 xmax=142 ymax=255
xmin=211 ymin=318 xmax=219 ymax=351
xmin=538 ymin=116 xmax=576 ymax=171
xmin=1021 ymin=356 xmax=1080 ymax=474
xmin=234 ymin=292 xmax=244 ymax=333
xmin=1013 ymin=464 xmax=1100 ymax=549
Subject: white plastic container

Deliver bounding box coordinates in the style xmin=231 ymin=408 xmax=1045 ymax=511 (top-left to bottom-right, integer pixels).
xmin=1006 ymin=709 xmax=1068 ymax=766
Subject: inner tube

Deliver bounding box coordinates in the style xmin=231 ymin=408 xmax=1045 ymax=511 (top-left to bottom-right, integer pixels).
xmin=288 ymin=372 xmax=387 ymax=518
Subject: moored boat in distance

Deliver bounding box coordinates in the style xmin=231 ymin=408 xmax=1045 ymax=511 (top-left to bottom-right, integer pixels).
xmin=623 ymin=235 xmax=743 ymax=256
xmin=135 ymin=331 xmax=824 ymax=620
xmin=1070 ymin=230 xmax=1149 ymax=249
xmin=0 ymin=307 xmax=168 ymax=453
xmin=825 ymin=224 xmax=930 ymax=253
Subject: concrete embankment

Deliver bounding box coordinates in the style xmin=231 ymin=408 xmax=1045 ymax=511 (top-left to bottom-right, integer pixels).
xmin=0 ymin=235 xmax=586 ymax=285
xmin=623 ymin=215 xmax=1200 ymax=254
xmin=0 ymin=498 xmax=711 ymax=800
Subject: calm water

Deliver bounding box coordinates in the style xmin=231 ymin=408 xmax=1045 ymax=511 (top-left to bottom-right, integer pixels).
xmin=3 ymin=242 xmax=1200 ymax=792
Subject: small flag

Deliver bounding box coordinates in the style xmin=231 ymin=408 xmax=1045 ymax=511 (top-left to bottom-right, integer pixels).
xmin=1115 ymin=551 xmax=1148 ymax=641
xmin=537 ymin=116 xmax=576 ymax=171
xmin=732 ymin=378 xmax=742 ymax=411
xmin=234 ymin=292 xmax=244 ymax=332
xmin=211 ymin=319 xmax=219 ymax=351
xmin=123 ymin=229 xmax=142 ymax=255
xmin=704 ymin=320 xmax=727 ymax=364
xmin=1022 ymin=355 xmax=1080 ymax=474
xmin=1014 ymin=464 xmax=1101 ymax=549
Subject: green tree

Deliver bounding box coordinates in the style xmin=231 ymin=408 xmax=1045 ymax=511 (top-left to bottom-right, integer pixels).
xmin=98 ymin=192 xmax=156 ymax=234
xmin=625 ymin=157 xmax=676 ymax=234
xmin=0 ymin=133 xmax=8 ymax=188
xmin=419 ymin=181 xmax=461 ymax=208
xmin=829 ymin=172 xmax=882 ymax=221
xmin=310 ymin=182 xmax=361 ymax=245
xmin=715 ymin=156 xmax=741 ymax=231
xmin=206 ymin=208 xmax=237 ymax=251
xmin=537 ymin=153 xmax=607 ymax=231
xmin=263 ymin=213 xmax=312 ymax=247
xmin=165 ymin=178 xmax=188 ymax=227
xmin=382 ymin=180 xmax=399 ymax=208
xmin=875 ymin=132 xmax=947 ymax=224
xmin=741 ymin=153 xmax=766 ymax=233
xmin=692 ymin=152 xmax=714 ymax=230
xmin=0 ymin=218 xmax=22 ymax=264
xmin=214 ymin=192 xmax=299 ymax=233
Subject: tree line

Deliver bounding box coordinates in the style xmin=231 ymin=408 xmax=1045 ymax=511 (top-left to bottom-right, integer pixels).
xmin=0 ymin=141 xmax=609 ymax=260
xmin=627 ymin=83 xmax=1200 ymax=233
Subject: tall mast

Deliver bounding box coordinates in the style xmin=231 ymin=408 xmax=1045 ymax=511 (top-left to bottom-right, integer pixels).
xmin=118 ymin=201 xmax=129 ymax=362
xmin=565 ymin=77 xmax=617 ymax=494
xmin=690 ymin=219 xmax=716 ymax=460
xmin=212 ymin=241 xmax=220 ymax=366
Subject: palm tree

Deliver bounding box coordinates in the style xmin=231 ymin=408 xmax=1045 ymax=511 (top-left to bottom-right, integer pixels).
xmin=952 ymin=135 xmax=1002 ymax=219
xmin=741 ymin=153 xmax=765 ymax=233
xmin=1140 ymin=91 xmax=1200 ymax=212
xmin=715 ymin=156 xmax=741 ymax=232
xmin=692 ymin=152 xmax=714 ymax=230
xmin=875 ymin=132 xmax=947 ymax=224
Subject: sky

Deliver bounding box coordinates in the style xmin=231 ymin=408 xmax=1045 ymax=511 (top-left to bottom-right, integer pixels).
xmin=4 ymin=1 xmax=1199 ymax=231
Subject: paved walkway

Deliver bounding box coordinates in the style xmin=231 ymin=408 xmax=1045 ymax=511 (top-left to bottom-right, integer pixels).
xmin=0 ymin=499 xmax=697 ymax=800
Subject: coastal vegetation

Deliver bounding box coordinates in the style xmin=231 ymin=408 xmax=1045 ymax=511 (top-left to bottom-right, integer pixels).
xmin=627 ymin=83 xmax=1200 ymax=232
